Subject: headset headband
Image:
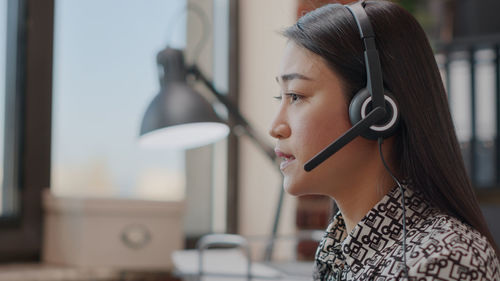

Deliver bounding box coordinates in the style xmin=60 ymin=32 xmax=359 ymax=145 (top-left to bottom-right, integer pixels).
xmin=345 ymin=1 xmax=385 ymax=110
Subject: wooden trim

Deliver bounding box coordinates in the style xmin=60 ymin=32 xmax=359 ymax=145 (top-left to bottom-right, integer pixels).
xmin=22 ymin=0 xmax=54 ymax=258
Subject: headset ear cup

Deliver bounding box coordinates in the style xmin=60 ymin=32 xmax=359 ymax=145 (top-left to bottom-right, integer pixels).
xmin=349 ymin=88 xmax=370 ymax=126
xmin=349 ymin=89 xmax=400 ymax=140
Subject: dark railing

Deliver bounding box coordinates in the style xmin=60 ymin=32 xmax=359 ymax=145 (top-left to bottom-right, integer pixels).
xmin=435 ymin=35 xmax=500 ymax=189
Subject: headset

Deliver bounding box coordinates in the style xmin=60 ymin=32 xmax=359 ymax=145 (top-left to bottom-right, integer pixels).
xmin=303 ymin=0 xmax=400 ymax=172
xmin=302 ymin=1 xmax=409 ymax=279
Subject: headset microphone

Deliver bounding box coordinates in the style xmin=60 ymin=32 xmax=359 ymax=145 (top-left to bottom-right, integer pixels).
xmin=303 ymin=1 xmax=399 ymax=172
xmin=304 ymin=106 xmax=385 ymax=171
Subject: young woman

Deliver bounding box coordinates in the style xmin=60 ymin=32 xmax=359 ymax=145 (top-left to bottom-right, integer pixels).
xmin=269 ymin=0 xmax=500 ymax=280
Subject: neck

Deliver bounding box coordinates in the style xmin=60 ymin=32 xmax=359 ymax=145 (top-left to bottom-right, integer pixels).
xmin=336 ymin=175 xmax=393 ymax=234
xmin=334 ymin=141 xmax=397 ymax=234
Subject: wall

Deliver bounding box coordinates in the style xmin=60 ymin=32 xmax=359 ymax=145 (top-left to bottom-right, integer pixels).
xmin=184 ymin=0 xmax=229 ymax=237
xmin=184 ymin=0 xmax=217 ymax=237
xmin=238 ymin=0 xmax=298 ymax=260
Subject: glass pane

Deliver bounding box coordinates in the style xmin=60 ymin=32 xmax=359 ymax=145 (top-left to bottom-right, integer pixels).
xmin=52 ymin=0 xmax=187 ymax=200
xmin=0 ymin=1 xmax=6 ymax=213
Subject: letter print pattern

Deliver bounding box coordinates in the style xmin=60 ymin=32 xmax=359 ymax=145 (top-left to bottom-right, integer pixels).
xmin=313 ymin=186 xmax=500 ymax=280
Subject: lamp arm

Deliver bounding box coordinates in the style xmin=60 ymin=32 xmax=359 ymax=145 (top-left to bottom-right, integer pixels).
xmin=188 ymin=65 xmax=277 ymax=164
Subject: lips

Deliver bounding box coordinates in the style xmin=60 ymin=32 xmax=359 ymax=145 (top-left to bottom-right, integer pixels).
xmin=275 ymin=149 xmax=296 ymax=171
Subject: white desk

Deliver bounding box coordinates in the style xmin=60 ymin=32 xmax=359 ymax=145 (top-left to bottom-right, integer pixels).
xmin=172 ymin=249 xmax=313 ymax=281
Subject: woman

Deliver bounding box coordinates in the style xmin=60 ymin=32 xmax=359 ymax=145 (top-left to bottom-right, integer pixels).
xmin=269 ymin=1 xmax=500 ymax=280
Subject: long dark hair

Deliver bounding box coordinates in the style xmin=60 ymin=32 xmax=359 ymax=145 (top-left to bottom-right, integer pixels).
xmin=283 ymin=0 xmax=499 ymax=255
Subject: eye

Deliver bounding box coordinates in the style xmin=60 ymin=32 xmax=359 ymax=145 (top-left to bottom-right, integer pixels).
xmin=285 ymin=93 xmax=303 ymax=103
xmin=273 ymin=93 xmax=304 ymax=104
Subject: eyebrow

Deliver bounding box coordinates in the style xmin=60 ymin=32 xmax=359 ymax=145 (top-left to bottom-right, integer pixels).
xmin=275 ymin=73 xmax=313 ymax=83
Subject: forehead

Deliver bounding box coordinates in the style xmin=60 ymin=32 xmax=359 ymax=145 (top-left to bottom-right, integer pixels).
xmin=279 ymin=42 xmax=328 ymax=81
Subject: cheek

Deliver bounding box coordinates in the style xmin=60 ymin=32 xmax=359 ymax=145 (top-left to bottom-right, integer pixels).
xmin=294 ymin=109 xmax=352 ymax=153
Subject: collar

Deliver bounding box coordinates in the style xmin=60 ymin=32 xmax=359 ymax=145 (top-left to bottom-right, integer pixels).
xmin=315 ymin=185 xmax=431 ymax=278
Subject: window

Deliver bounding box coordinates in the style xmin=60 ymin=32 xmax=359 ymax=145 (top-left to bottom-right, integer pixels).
xmin=1 ymin=0 xmax=23 ymax=218
xmin=0 ymin=0 xmax=8 ymax=215
xmin=51 ymin=0 xmax=187 ymax=201
xmin=0 ymin=0 xmax=237 ymax=261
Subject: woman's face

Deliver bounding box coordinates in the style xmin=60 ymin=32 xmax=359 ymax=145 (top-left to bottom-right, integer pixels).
xmin=269 ymin=42 xmax=375 ymax=197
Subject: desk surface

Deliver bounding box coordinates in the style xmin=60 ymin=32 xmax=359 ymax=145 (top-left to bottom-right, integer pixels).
xmin=173 ymin=249 xmax=313 ymax=281
xmin=0 ymin=264 xmax=180 ymax=281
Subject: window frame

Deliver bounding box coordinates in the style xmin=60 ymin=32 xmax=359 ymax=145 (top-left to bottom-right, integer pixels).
xmin=0 ymin=0 xmax=53 ymax=261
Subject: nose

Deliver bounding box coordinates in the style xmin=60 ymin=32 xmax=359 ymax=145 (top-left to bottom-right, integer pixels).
xmin=269 ymin=111 xmax=291 ymax=139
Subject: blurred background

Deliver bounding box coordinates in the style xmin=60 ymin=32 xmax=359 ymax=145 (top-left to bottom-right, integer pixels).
xmin=0 ymin=0 xmax=499 ymax=280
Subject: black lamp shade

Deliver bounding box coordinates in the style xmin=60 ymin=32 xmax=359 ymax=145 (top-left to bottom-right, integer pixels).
xmin=139 ymin=83 xmax=229 ymax=149
xmin=139 ymin=48 xmax=228 ymax=149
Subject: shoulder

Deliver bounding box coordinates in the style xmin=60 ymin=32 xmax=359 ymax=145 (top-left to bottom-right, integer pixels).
xmin=407 ymin=213 xmax=500 ymax=280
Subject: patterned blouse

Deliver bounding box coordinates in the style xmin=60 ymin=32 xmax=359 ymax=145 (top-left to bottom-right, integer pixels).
xmin=313 ymin=186 xmax=500 ymax=280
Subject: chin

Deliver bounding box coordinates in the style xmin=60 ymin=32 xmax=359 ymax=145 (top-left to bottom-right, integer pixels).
xmin=283 ymin=177 xmax=314 ymax=196
xmin=284 ymin=185 xmax=301 ymax=196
